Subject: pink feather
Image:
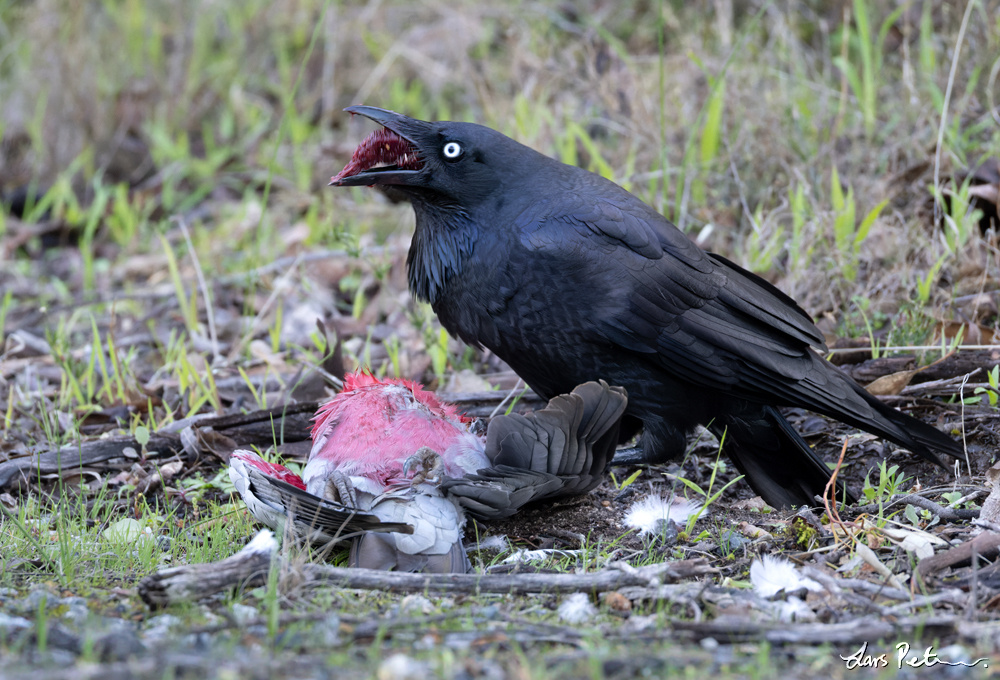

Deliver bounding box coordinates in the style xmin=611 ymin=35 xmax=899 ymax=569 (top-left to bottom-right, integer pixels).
xmin=305 ymin=370 xmax=488 ymax=492
xmin=230 ymin=450 xmax=306 ymax=490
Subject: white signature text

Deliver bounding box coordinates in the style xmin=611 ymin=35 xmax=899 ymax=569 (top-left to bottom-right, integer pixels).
xmin=841 ymin=641 xmax=989 ymax=670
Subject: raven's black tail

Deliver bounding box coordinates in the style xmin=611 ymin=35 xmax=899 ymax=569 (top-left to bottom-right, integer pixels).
xmin=711 ymin=405 xmax=855 ymax=509
xmin=831 ymin=377 xmax=960 ymax=467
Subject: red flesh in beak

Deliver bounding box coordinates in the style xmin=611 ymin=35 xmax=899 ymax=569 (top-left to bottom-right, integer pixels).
xmin=330 ymin=128 xmax=422 ymax=185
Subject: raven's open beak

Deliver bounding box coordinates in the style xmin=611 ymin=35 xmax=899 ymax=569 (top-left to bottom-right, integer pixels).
xmin=329 ymin=106 xmax=428 ymax=187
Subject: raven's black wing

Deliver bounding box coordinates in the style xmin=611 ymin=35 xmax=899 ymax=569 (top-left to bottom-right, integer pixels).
xmin=511 ymin=185 xmax=958 ymax=464
xmin=441 ymin=380 xmax=627 ymax=519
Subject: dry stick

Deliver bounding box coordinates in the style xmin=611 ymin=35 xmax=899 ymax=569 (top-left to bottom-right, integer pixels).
xmin=173 ymin=215 xmax=219 ymax=363
xmin=972 ymin=518 xmax=1000 ymax=533
xmin=850 ymin=493 xmax=979 ymax=521
xmin=827 ymin=344 xmax=1000 ymax=354
xmin=489 ymin=378 xmax=523 ymax=419
xmin=958 ymin=369 xmax=973 ymax=476
xmin=900 ymin=367 xmax=981 ymax=396
xmin=137 ymin=539 xmax=715 ymax=608
xmin=932 ymin=0 xmax=976 ymax=227
xmin=726 ymin=140 xmax=758 ymax=233
xmin=969 ymin=540 xmax=980 ymax=621
xmin=948 ymin=489 xmax=986 ymax=509
xmin=918 ymin=532 xmax=1000 ymax=579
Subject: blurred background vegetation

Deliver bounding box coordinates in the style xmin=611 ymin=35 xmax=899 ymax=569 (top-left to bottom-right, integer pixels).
xmin=0 ymin=0 xmax=999 ymax=419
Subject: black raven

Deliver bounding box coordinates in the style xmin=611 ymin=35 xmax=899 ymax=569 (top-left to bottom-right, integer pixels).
xmin=329 ymin=106 xmax=961 ymax=508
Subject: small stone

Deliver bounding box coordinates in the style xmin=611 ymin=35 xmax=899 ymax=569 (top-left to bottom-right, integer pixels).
xmin=313 ymin=613 xmax=340 ymax=646
xmin=700 ymin=637 xmax=719 ymax=651
xmin=731 ymin=496 xmax=772 ymax=512
xmin=41 ymin=622 xmax=82 ymax=654
xmin=377 ymin=653 xmax=428 ymax=680
xmin=399 ymin=594 xmax=433 ymax=615
xmin=621 ymin=614 xmax=657 ymax=633
xmin=718 ymin=529 xmax=750 ymax=554
xmin=182 ymin=631 xmax=212 ymax=651
xmin=26 ymin=588 xmax=59 ymax=610
xmin=61 ymin=599 xmax=90 ymax=626
xmin=27 ymin=648 xmax=77 ymax=667
xmin=103 ymin=518 xmax=144 ymax=544
xmin=0 ymin=612 xmax=31 ymax=637
xmin=94 ymin=629 xmax=147 ymax=661
xmin=231 ymin=604 xmax=259 ymax=625
xmin=935 ymin=644 xmax=973 ymax=665
xmin=143 ymin=614 xmax=182 ymax=643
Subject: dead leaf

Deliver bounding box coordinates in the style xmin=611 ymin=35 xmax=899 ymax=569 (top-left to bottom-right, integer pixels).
xmin=158 ymin=461 xmax=184 ymax=481
xmin=855 ymin=543 xmax=907 ymax=591
xmin=879 ymin=526 xmax=944 ymax=561
xmin=602 ymin=591 xmax=632 ymax=612
xmin=731 ymin=496 xmax=773 ymax=512
xmin=737 ymin=521 xmax=773 ymax=540
xmin=969 ymin=182 xmax=999 ymax=207
xmin=865 ymin=369 xmax=919 ymax=396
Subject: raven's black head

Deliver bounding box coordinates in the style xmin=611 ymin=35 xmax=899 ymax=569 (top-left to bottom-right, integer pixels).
xmin=330 ymin=106 xmax=548 ymax=306
xmin=330 ymin=106 xmax=531 ymax=210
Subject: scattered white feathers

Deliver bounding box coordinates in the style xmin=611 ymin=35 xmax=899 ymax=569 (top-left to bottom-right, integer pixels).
xmin=467 ymin=535 xmax=509 ymax=552
xmin=501 ymin=548 xmax=583 ymax=564
xmin=774 ymin=596 xmax=816 ymax=623
xmin=243 ymin=529 xmax=278 ymax=556
xmin=557 ymin=593 xmax=597 ymax=624
xmin=624 ymin=496 xmax=703 ymax=536
xmin=749 ymin=555 xmax=823 ymax=598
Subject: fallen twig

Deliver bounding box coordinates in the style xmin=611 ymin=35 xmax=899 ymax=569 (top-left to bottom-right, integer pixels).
xmin=850 ymin=494 xmax=980 ymax=521
xmin=671 ymin=614 xmax=961 ymax=645
xmin=137 ymin=530 xmax=715 ymax=607
xmin=918 ymin=531 xmax=1000 ymax=579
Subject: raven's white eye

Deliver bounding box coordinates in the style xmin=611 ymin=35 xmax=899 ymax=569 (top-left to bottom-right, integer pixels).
xmin=443 ymin=142 xmax=462 ymax=159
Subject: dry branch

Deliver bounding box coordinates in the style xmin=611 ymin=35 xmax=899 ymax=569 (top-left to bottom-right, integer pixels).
xmin=850 ymin=494 xmax=980 ymax=522
xmin=844 ymin=350 xmax=1000 ymax=387
xmin=0 ymin=433 xmax=183 ymax=490
xmin=0 ymin=404 xmax=316 ymax=490
xmin=0 ymin=390 xmax=547 ymax=490
xmin=138 ymin=539 xmax=274 ymax=608
xmin=672 ymin=614 xmax=961 ymax=645
xmin=434 ymin=390 xmax=545 ymax=417
xmin=918 ymin=531 xmax=1000 ymax=578
xmin=137 ymin=531 xmax=714 ymax=607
